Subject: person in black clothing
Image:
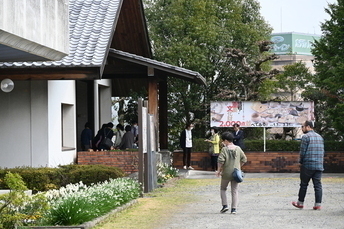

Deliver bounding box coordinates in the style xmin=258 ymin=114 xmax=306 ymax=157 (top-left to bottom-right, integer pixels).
xmin=81 ymin=122 xmax=93 ymax=151
xmin=232 ymin=123 xmax=245 ymax=149
xmin=93 ymin=123 xmax=106 ymax=150
xmin=94 ymin=122 xmax=114 ymax=150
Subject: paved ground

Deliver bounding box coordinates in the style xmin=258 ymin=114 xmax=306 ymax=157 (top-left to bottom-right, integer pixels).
xmin=155 ymin=170 xmax=344 ymax=229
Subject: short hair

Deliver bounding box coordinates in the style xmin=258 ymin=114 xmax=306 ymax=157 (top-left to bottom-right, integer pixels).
xmin=185 ymin=122 xmax=193 ymax=129
xmin=221 ymin=131 xmax=234 ymax=142
xmin=116 ymin=124 xmax=124 ymax=131
xmin=125 ymin=125 xmax=132 ymax=132
xmin=304 ymin=120 xmax=314 ymax=129
xmin=84 ymin=122 xmax=91 ymax=128
xmin=233 ymin=123 xmax=240 ymax=128
xmin=211 ymin=126 xmax=218 ymax=133
xmin=107 ymin=122 xmax=114 ymax=128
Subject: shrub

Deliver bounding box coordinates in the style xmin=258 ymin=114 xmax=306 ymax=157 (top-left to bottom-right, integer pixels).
xmin=0 ymin=167 xmax=60 ymax=192
xmin=193 ymin=138 xmax=344 ymax=152
xmin=157 ymin=163 xmax=179 ymax=184
xmin=0 ymin=172 xmax=49 ymax=229
xmin=58 ymin=164 xmax=125 ymax=186
xmin=193 ymin=138 xmax=210 ymax=152
xmin=40 ymin=178 xmax=140 ymax=226
xmin=0 ymin=165 xmax=125 ymax=192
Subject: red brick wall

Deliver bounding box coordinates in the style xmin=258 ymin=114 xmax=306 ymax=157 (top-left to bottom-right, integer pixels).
xmin=173 ymin=151 xmax=344 ymax=173
xmin=77 ymin=151 xmax=139 ymax=174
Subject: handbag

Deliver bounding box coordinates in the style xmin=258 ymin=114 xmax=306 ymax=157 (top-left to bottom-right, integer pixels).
xmin=101 ymin=129 xmax=113 ymax=148
xmin=232 ymin=168 xmax=244 ymax=183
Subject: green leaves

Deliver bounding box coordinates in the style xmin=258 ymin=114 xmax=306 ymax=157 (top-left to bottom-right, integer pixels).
xmin=144 ymin=0 xmax=272 ymax=143
xmin=310 ymin=0 xmax=344 ymax=135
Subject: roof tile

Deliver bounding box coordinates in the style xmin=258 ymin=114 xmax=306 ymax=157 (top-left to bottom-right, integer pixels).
xmin=0 ymin=0 xmax=121 ymax=68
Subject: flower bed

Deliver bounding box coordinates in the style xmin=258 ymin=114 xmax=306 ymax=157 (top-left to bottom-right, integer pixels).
xmin=39 ymin=178 xmax=141 ymax=226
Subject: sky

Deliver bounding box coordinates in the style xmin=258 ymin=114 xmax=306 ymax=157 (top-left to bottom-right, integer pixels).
xmin=258 ymin=0 xmax=337 ymax=35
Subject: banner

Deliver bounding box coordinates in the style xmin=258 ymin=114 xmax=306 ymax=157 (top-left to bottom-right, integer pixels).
xmin=210 ymin=101 xmax=314 ymax=127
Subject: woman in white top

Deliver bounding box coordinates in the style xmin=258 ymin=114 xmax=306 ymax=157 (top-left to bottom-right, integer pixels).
xmin=179 ymin=123 xmax=194 ymax=170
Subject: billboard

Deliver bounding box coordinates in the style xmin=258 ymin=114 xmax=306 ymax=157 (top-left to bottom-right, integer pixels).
xmin=210 ymin=101 xmax=314 ymax=128
xmin=270 ymin=32 xmax=320 ymax=56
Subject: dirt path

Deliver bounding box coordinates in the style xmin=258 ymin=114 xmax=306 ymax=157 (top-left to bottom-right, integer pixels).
xmin=155 ymin=172 xmax=344 ymax=229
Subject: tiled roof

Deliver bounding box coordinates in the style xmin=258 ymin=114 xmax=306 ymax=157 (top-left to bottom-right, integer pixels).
xmin=109 ymin=49 xmax=206 ymax=85
xmin=0 ymin=0 xmax=121 ymax=68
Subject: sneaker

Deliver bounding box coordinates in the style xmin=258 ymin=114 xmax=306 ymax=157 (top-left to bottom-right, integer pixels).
xmin=292 ymin=201 xmax=304 ymax=209
xmin=183 ymin=166 xmax=187 ymax=169
xmin=313 ymin=206 xmax=321 ymax=210
xmin=220 ymin=206 xmax=229 ymax=213
xmin=231 ymin=208 xmax=237 ymax=214
xmin=188 ymin=166 xmax=194 ymax=170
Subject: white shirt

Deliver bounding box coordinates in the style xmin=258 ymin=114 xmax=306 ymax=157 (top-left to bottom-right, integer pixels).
xmin=185 ymin=129 xmax=192 ymax=148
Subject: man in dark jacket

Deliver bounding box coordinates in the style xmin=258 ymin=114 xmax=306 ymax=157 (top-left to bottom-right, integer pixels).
xmin=232 ymin=123 xmax=245 ymax=149
xmin=81 ymin=122 xmax=93 ymax=151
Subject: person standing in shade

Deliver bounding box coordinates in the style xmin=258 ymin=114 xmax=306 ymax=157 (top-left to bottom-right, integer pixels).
xmin=113 ymin=124 xmax=125 ymax=148
xmin=205 ymin=127 xmax=220 ymax=171
xmin=180 ymin=123 xmax=194 ymax=170
xmin=98 ymin=122 xmax=114 ymax=151
xmin=81 ymin=122 xmax=93 ymax=151
xmin=292 ymin=121 xmax=325 ymax=210
xmin=216 ymin=131 xmax=247 ymax=214
xmin=118 ymin=125 xmax=135 ymax=150
xmin=232 ymin=123 xmax=245 ymax=149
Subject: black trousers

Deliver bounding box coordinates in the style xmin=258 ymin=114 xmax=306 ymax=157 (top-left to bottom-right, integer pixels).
xmin=183 ymin=147 xmax=192 ymax=167
xmin=211 ymin=155 xmax=218 ymax=170
xmin=298 ymin=166 xmax=323 ymax=203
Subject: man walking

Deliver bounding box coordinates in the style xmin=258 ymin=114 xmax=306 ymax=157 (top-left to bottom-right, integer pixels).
xmin=292 ymin=121 xmax=325 ymax=210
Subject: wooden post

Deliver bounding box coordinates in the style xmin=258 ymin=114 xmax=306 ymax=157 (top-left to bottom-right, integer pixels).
xmin=159 ymin=78 xmax=168 ymax=150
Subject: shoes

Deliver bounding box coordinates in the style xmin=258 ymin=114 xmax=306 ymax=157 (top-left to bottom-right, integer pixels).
xmin=231 ymin=208 xmax=237 ymax=214
xmin=188 ymin=166 xmax=194 ymax=170
xmin=313 ymin=206 xmax=321 ymax=210
xmin=220 ymin=206 xmax=229 ymax=213
xmin=292 ymin=201 xmax=304 ymax=209
xmin=183 ymin=166 xmax=187 ymax=169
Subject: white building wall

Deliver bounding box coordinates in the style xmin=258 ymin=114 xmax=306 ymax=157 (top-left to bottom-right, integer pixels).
xmin=0 ymin=0 xmax=69 ymax=60
xmin=0 ymin=80 xmax=48 ymax=167
xmin=48 ymin=80 xmax=76 ymax=167
xmin=94 ymin=79 xmax=113 ymax=132
xmin=0 ymin=79 xmax=113 ymax=168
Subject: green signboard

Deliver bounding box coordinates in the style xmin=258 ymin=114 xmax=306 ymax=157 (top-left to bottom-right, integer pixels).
xmin=270 ymin=32 xmax=320 ymax=55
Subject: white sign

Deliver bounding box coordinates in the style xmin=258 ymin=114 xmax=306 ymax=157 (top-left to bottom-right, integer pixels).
xmin=210 ymin=101 xmax=314 ymax=127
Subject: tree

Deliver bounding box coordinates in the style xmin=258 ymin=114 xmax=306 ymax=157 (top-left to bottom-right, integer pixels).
xmin=144 ymin=0 xmax=272 ymax=147
xmin=311 ymin=0 xmax=344 ymax=136
xmin=217 ymin=41 xmax=279 ymax=101
xmin=272 ymin=61 xmax=312 ymax=101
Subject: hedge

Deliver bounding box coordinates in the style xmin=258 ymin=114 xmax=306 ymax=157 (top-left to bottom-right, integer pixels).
xmin=192 ymin=138 xmax=344 ymax=152
xmin=0 ymin=164 xmax=125 ymax=193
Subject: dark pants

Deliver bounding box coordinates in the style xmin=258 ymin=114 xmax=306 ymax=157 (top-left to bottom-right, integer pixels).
xmin=211 ymin=155 xmax=218 ymax=170
xmin=298 ymin=166 xmax=323 ymax=204
xmin=183 ymin=147 xmax=192 ymax=167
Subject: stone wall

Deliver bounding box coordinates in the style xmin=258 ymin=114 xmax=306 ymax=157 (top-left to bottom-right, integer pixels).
xmin=173 ymin=150 xmax=344 ymax=173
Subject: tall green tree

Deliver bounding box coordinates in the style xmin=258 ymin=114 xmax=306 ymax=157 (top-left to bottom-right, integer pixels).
xmin=144 ymin=0 xmax=272 ymax=147
xmin=272 ymin=61 xmax=312 ymax=101
xmin=311 ymin=0 xmax=344 ymax=136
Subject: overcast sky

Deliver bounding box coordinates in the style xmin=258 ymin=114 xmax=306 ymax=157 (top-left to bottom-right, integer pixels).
xmin=258 ymin=0 xmax=337 ymax=35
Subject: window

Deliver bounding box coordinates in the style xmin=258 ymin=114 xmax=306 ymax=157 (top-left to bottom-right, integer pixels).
xmin=61 ymin=103 xmax=75 ymax=150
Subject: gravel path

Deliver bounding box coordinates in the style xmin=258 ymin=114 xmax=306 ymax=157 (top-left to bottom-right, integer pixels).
xmin=156 ymin=171 xmax=344 ymax=229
